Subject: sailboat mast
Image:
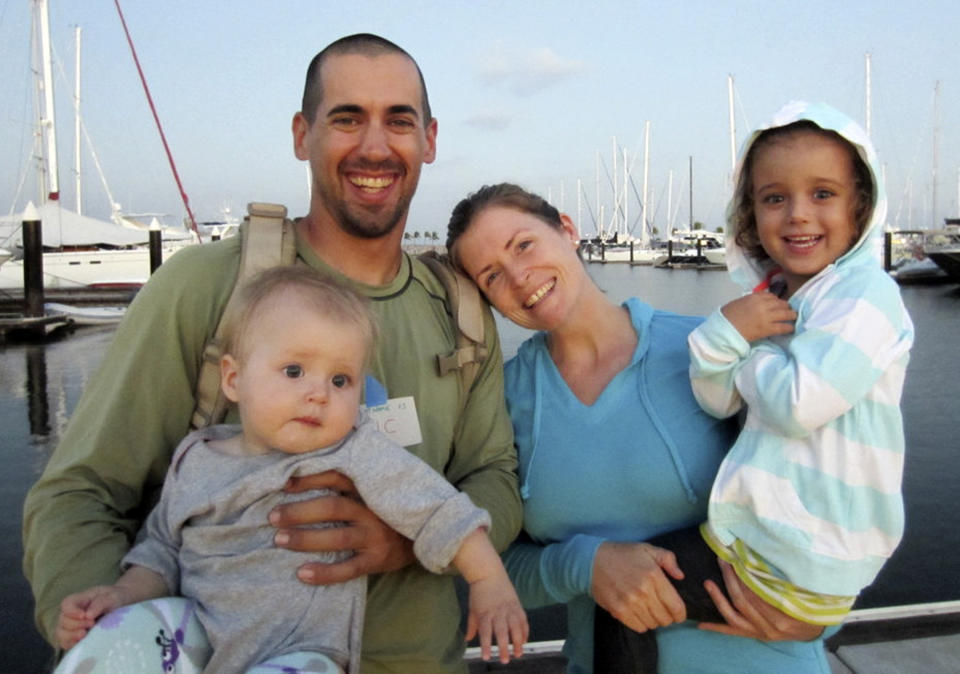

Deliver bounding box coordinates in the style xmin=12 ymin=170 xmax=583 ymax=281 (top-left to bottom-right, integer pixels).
xmin=595 ymin=151 xmax=601 ymax=239
xmin=641 ymin=121 xmax=650 ymax=248
xmin=74 ymin=25 xmax=82 ymax=214
xmin=623 ymin=147 xmax=629 ymax=240
xmin=727 ymin=75 xmax=736 ymax=178
xmin=612 ymin=136 xmax=619 ymax=238
xmin=577 ymin=177 xmax=582 ymax=238
xmin=864 ymin=53 xmax=872 ymax=137
xmin=667 ymin=169 xmax=673 ymax=234
xmin=933 ymin=81 xmax=940 ymax=224
xmin=37 ymin=0 xmax=59 ymax=202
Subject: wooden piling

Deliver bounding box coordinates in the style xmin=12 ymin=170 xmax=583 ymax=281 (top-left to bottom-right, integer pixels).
xmin=22 ymin=203 xmax=44 ymax=320
xmin=149 ymin=227 xmax=162 ymax=273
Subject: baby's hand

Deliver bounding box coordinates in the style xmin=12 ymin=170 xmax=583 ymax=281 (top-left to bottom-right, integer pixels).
xmin=721 ymin=292 xmax=796 ymax=342
xmin=56 ymin=585 xmax=129 ymax=651
xmin=465 ymin=573 xmax=529 ymax=664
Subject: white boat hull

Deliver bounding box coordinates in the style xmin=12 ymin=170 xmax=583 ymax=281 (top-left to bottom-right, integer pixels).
xmin=0 ymin=245 xmax=190 ymax=290
xmin=44 ymin=302 xmax=126 ymax=325
xmin=923 ymin=225 xmax=960 ymax=281
xmin=703 ymin=248 xmax=726 ymax=265
xmin=596 ymin=246 xmax=664 ymax=263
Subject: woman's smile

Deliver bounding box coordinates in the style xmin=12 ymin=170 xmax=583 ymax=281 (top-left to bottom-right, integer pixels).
xmin=524 ymin=279 xmax=556 ymax=308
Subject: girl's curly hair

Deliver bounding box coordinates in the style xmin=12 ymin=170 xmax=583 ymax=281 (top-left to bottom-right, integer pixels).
xmin=731 ymin=121 xmax=874 ymax=263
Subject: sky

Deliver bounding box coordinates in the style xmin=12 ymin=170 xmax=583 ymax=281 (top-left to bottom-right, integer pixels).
xmin=1 ymin=0 xmax=958 ymax=240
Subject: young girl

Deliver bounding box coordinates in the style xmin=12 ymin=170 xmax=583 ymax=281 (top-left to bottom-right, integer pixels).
xmin=54 ymin=266 xmax=527 ymax=673
xmin=597 ymin=101 xmax=915 ymax=671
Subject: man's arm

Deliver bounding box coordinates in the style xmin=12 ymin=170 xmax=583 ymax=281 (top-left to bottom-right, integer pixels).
xmin=22 ymin=242 xmax=239 ymax=643
xmin=439 ymin=305 xmax=522 ymax=552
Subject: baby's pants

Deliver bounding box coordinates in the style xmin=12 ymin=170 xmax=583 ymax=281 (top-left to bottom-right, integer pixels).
xmin=53 ymin=597 xmax=341 ymax=674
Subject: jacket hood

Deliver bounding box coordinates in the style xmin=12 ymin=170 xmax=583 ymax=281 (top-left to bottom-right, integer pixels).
xmin=725 ymin=101 xmax=887 ymax=293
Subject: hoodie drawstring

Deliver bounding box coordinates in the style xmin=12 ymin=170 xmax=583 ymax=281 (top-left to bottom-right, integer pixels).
xmin=519 ymin=345 xmax=544 ymax=501
xmin=636 ymin=356 xmax=700 ymax=504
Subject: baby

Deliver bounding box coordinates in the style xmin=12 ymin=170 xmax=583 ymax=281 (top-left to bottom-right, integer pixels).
xmin=56 ymin=266 xmax=527 ymax=673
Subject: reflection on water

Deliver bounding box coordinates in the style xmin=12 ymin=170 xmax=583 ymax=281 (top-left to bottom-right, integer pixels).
xmin=26 ymin=346 xmax=51 ymax=438
xmin=2 ymin=326 xmax=115 ymax=672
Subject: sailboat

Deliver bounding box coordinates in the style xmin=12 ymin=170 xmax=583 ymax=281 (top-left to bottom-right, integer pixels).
xmin=0 ymin=0 xmax=196 ymax=291
xmin=918 ymin=83 xmax=960 ymax=282
xmin=583 ymin=125 xmax=677 ymax=264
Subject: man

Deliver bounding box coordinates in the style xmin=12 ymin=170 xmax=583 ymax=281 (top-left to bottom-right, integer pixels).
xmin=23 ymin=34 xmax=522 ymax=674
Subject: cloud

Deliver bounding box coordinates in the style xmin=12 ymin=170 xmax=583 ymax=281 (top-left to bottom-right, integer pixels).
xmin=464 ymin=110 xmax=512 ymax=131
xmin=477 ymin=45 xmax=583 ymax=95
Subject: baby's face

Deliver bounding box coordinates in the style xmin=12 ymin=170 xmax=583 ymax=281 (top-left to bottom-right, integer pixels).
xmin=224 ymin=293 xmax=366 ymax=455
xmin=751 ymin=130 xmax=859 ymax=297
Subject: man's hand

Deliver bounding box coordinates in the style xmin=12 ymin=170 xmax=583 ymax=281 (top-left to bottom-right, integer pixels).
xmin=269 ymin=470 xmax=415 ymax=584
xmin=721 ymin=292 xmax=796 ymax=343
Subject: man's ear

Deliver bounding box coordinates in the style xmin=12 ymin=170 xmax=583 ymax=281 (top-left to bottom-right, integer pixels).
xmin=220 ymin=354 xmax=241 ymax=403
xmin=422 ymin=117 xmax=438 ymax=164
xmin=292 ymin=111 xmax=311 ymax=161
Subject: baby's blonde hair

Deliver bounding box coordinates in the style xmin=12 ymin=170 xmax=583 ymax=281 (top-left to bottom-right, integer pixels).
xmin=220 ymin=266 xmax=378 ymax=367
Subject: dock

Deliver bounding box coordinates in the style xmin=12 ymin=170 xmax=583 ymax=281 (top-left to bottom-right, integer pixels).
xmin=464 ymin=603 xmax=960 ymax=673
xmin=653 ymin=258 xmax=726 ymax=271
xmin=0 ymin=312 xmax=72 ymax=338
xmin=465 ymin=635 xmax=960 ymax=673
xmin=0 ymin=287 xmax=134 ymax=340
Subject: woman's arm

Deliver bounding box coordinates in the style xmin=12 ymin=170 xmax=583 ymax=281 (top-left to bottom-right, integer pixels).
xmin=502 ymin=532 xmax=599 ymax=609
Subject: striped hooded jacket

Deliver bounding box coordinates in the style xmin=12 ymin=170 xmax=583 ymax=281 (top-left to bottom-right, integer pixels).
xmin=688 ymin=101 xmax=915 ymax=596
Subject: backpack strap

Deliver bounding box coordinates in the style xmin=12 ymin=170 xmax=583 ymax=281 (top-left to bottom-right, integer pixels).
xmin=190 ymin=203 xmax=296 ymax=430
xmin=418 ymin=250 xmax=488 ymax=406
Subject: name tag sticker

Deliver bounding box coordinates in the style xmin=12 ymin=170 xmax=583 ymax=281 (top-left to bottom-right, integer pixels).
xmin=365 ymin=396 xmax=423 ymax=447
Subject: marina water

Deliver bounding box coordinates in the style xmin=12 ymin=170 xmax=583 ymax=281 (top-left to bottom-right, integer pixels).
xmin=3 ymin=264 xmax=959 ymax=671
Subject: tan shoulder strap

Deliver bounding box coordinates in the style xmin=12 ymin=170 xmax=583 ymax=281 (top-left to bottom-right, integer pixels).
xmin=190 ymin=203 xmax=296 ymax=430
xmin=418 ymin=250 xmax=488 ymax=403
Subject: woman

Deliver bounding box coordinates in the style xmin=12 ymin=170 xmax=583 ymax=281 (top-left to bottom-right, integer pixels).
xmin=445 ymin=183 xmax=830 ymax=673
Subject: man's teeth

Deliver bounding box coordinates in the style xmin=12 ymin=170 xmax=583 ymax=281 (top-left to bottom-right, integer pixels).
xmin=351 ymin=176 xmax=393 ymax=190
xmin=524 ymin=280 xmax=555 ymax=308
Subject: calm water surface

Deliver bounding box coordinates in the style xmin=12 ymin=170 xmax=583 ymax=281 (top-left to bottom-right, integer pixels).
xmin=3 ymin=264 xmax=959 ymax=671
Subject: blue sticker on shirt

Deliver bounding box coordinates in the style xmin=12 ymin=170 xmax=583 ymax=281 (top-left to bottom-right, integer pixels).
xmin=364 ymin=375 xmax=389 ymax=407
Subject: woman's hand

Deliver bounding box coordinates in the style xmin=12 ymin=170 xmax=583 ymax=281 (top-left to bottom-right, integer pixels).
xmin=698 ymin=560 xmax=825 ymax=641
xmin=591 ymin=542 xmax=688 ymax=632
xmin=269 ymin=470 xmax=415 ymax=584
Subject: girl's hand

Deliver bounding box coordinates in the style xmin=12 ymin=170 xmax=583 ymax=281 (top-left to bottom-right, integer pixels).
xmin=591 ymin=542 xmax=687 ymax=633
xmin=721 ymin=293 xmax=796 ymax=343
xmin=698 ymin=560 xmax=825 ymax=641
